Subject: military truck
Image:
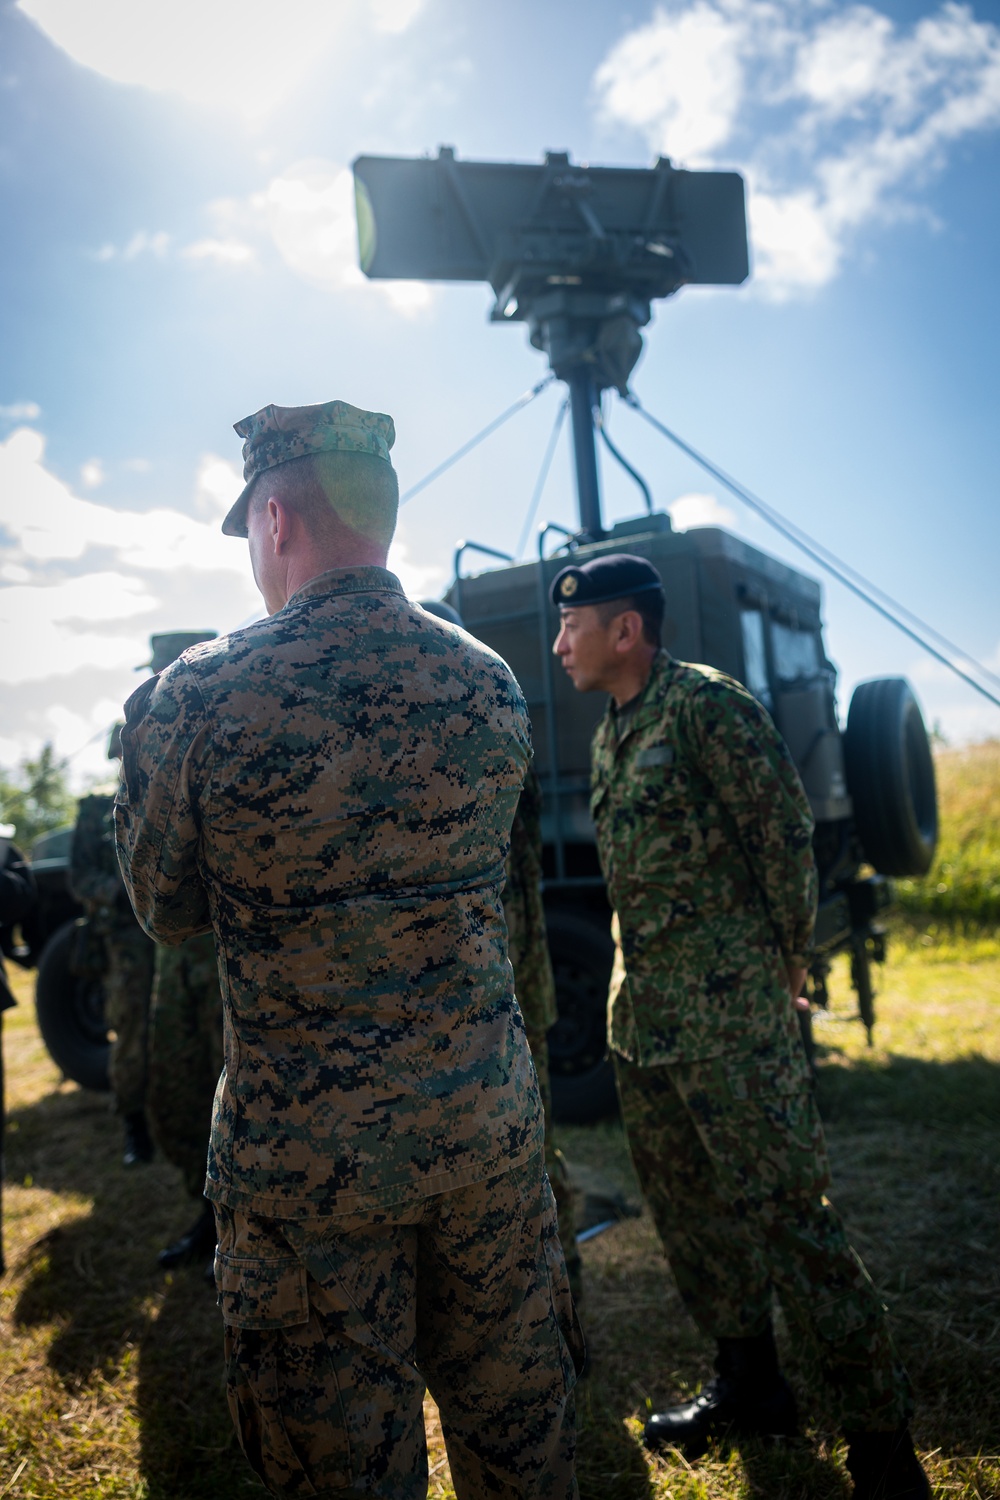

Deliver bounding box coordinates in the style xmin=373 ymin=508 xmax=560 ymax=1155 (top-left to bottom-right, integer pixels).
xmin=354 ymin=146 xmax=938 ymax=1122
xmin=25 ymin=634 xmax=216 ymax=1093
xmin=23 ymin=821 xmax=111 ymax=1093
xmin=444 ymin=515 xmax=936 ymax=1122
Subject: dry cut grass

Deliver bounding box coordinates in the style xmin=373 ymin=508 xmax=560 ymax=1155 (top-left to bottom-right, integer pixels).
xmin=2 ymin=939 xmax=1000 ymax=1499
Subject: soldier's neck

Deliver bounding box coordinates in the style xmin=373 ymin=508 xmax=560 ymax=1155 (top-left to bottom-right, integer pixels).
xmin=608 ymin=647 xmax=657 ymax=709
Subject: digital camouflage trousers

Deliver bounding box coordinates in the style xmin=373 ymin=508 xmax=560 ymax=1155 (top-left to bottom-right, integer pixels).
xmin=213 ymin=1150 xmax=585 ymax=1499
xmin=614 ymin=1052 xmax=913 ymax=1431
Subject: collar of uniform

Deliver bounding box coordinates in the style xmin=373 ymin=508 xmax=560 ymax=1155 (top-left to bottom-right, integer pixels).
xmin=601 ymin=649 xmax=675 ymax=753
xmin=285 ymin=565 xmax=406 ymax=608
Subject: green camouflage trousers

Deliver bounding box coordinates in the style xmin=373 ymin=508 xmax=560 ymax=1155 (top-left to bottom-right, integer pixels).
xmin=213 ymin=1151 xmax=584 ymax=1499
xmin=103 ymin=924 xmax=155 ymax=1118
xmin=148 ymin=932 xmax=224 ymax=1198
xmin=614 ymin=1054 xmax=912 ymax=1431
xmin=521 ymin=1012 xmax=582 ymax=1302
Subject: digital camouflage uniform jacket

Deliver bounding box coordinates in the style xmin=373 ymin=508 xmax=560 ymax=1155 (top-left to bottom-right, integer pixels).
xmin=591 ymin=651 xmax=817 ymax=1070
xmin=115 ymin=567 xmax=542 ymax=1219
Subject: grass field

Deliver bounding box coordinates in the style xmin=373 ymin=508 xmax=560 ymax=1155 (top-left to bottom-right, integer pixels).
xmin=1 ymin=741 xmax=998 ymax=1498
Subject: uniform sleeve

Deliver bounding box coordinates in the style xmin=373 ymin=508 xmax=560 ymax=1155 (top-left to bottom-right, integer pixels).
xmin=114 ymin=663 xmax=213 ymax=945
xmin=682 ymin=678 xmax=817 ymax=967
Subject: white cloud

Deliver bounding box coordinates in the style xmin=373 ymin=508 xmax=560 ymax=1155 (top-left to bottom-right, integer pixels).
xmin=0 ymin=427 xmax=249 ymax=576
xmin=0 ymin=401 xmax=40 ymax=422
xmin=250 ymin=160 xmax=434 ymax=314
xmin=17 ymin=0 xmax=425 ymax=120
xmin=668 ymin=491 xmax=738 ymax=530
xmin=193 ymin=454 xmax=243 ymax=520
xmin=387 ymin=519 xmax=449 ymax=602
xmin=594 ymin=1 xmax=745 ymax=164
xmin=593 ymin=1 xmax=1000 ymax=296
xmin=0 ymin=426 xmax=258 ymax=692
xmin=181 ymin=238 xmax=257 ymax=266
xmin=80 ymin=459 xmax=105 ymax=489
xmin=0 ymin=572 xmax=158 ymax=685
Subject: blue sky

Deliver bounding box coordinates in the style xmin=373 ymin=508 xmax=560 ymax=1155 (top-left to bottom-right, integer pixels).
xmin=1 ymin=0 xmax=998 ymax=787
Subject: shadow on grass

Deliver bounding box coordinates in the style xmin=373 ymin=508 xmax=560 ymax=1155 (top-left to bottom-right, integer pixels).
xmin=5 ymin=1083 xmax=263 ymax=1495
xmin=813 ymin=1047 xmax=1000 ymax=1130
xmin=134 ymin=1262 xmax=266 ymax=1499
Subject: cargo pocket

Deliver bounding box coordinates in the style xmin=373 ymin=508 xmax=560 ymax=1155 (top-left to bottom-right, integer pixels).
xmin=218 ymin=1252 xmax=353 ymax=1496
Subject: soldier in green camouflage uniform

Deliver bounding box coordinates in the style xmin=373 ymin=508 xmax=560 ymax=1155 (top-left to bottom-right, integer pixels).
xmin=116 ymin=399 xmax=583 ymax=1499
xmin=552 ymin=554 xmax=928 ymax=1500
xmin=131 ymin=634 xmax=223 ymax=1269
xmin=149 ymin=930 xmax=223 ymax=1266
xmin=504 ymin=765 xmax=581 ymax=1301
xmin=70 ymin=761 xmax=156 ymax=1166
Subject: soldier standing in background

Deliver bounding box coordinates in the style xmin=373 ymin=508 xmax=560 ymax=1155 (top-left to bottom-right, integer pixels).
xmin=553 ymin=553 xmax=928 ymax=1500
xmin=133 ymin=633 xmax=221 ymax=1272
xmin=149 ymin=932 xmax=223 ymax=1270
xmin=0 ymin=827 xmax=36 ymax=1275
xmin=116 ymin=399 xmax=583 ymax=1499
xmin=70 ymin=734 xmax=156 ymax=1167
xmin=504 ymin=764 xmax=582 ymax=1302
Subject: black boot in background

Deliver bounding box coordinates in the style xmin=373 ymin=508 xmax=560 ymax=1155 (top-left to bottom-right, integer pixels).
xmin=158 ymin=1201 xmax=217 ymax=1269
xmin=122 ymin=1110 xmax=154 ymax=1166
xmin=644 ymin=1324 xmax=798 ymax=1457
xmin=845 ymin=1428 xmax=931 ymax=1499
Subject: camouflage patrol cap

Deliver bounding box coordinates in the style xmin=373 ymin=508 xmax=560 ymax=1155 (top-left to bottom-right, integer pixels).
xmin=551 ymin=553 xmax=664 ymax=608
xmin=139 ymin=631 xmax=218 ymax=674
xmin=222 ymin=399 xmax=396 ymax=538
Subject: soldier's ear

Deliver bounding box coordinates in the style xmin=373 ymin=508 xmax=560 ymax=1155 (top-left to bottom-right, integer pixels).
xmin=614 ymin=609 xmax=644 ymax=651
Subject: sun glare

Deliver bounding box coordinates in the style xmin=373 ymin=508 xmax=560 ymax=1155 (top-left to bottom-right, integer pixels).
xmin=17 ymin=0 xmax=350 ymax=119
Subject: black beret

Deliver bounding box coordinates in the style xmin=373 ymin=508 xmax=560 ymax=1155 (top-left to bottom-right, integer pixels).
xmin=550 ymin=553 xmax=664 ymax=608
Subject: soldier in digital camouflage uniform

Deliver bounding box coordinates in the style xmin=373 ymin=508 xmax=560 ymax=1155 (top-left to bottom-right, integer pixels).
xmin=421 ymin=602 xmax=581 ymax=1303
xmin=115 ymin=399 xmax=583 ymax=1500
xmin=70 ymin=735 xmax=156 ymax=1166
xmin=552 ymin=553 xmax=928 ymax=1500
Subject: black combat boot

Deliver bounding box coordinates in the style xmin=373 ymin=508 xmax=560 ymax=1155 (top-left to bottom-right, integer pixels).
xmin=644 ymin=1325 xmax=798 ymax=1457
xmin=844 ymin=1428 xmax=931 ymax=1499
xmin=158 ymin=1202 xmax=217 ymax=1269
xmin=122 ymin=1111 xmax=154 ymax=1166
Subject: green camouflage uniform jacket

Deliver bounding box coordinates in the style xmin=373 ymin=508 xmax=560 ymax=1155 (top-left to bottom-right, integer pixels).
xmin=503 ymin=765 xmax=558 ymax=1041
xmin=70 ymin=792 xmax=136 ymax=933
xmin=115 ymin=567 xmax=542 ymax=1219
xmin=591 ymin=651 xmax=817 ymax=1069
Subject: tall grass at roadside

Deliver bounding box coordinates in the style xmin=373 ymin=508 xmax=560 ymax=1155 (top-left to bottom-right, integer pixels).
xmin=895 ymin=739 xmax=1000 ymax=930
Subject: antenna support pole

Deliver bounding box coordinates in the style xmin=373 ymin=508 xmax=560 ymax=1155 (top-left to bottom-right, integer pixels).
xmin=566 ymin=366 xmax=603 ymax=540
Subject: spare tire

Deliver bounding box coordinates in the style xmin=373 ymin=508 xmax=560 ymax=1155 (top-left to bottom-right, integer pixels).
xmin=545 ymin=908 xmax=618 ymax=1125
xmin=843 ymin=677 xmax=937 ymax=877
xmin=35 ymin=918 xmax=111 ymax=1092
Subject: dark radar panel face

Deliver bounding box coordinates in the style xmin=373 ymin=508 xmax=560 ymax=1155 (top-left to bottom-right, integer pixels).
xmin=353 ymin=149 xmax=749 ymax=300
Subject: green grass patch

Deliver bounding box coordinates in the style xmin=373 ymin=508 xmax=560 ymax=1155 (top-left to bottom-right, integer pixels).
xmin=4 ymin=945 xmax=1000 ymax=1498
xmin=895 ymin=738 xmax=1000 ymax=928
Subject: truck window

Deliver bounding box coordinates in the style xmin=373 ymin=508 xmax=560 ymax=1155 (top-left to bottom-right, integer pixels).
xmin=739 ymin=608 xmax=772 ymax=711
xmin=772 ymin=620 xmax=821 ymax=684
